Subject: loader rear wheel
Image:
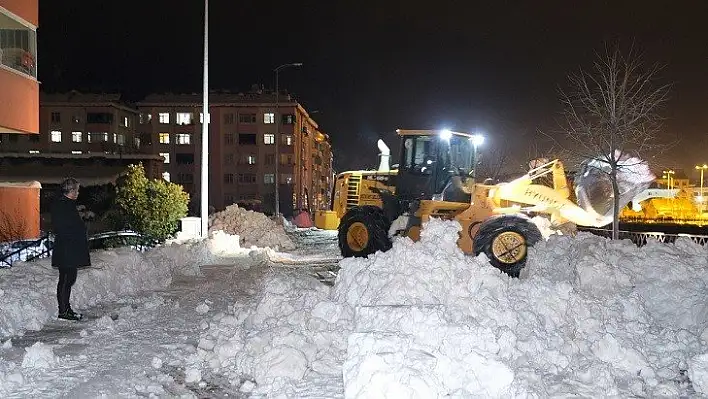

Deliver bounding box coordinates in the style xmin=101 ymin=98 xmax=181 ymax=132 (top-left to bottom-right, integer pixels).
xmin=339 ymin=206 xmax=392 ymax=258
xmin=473 ymin=216 xmax=542 ymax=278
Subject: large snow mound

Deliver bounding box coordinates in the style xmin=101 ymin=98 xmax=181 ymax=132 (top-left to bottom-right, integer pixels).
xmin=209 ymin=204 xmax=296 ymax=251
xmin=331 ymin=219 xmax=707 ymax=398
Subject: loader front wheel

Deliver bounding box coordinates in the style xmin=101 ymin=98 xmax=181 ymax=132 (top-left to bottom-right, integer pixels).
xmin=339 ymin=206 xmax=392 ymax=258
xmin=473 ymin=216 xmax=542 ymax=277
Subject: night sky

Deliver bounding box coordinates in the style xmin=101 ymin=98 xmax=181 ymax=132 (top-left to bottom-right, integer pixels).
xmin=38 ymin=1 xmax=708 ymax=174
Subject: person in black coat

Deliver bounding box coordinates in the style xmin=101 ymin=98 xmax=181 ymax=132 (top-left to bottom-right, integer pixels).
xmin=51 ymin=178 xmax=90 ymax=321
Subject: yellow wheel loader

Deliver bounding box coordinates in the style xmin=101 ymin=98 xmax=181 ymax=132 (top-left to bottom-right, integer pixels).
xmin=316 ymin=129 xmax=651 ymax=276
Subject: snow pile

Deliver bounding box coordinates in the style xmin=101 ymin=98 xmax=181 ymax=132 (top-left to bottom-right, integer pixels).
xmin=21 ymin=342 xmax=57 ymax=369
xmin=193 ymin=270 xmax=351 ymax=396
xmin=331 ymin=219 xmax=707 ymax=398
xmin=209 ymin=204 xmax=296 ymax=251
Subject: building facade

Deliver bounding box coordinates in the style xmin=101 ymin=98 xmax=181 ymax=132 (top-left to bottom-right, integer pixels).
xmin=136 ymin=90 xmax=334 ymax=216
xmin=0 ymin=0 xmax=38 ymax=134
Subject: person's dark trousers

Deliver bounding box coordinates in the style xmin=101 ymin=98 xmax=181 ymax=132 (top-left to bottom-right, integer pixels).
xmin=57 ymin=268 xmax=78 ymax=314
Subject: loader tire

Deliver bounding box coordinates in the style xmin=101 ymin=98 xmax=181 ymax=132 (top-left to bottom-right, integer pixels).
xmin=338 ymin=206 xmax=392 ymax=258
xmin=473 ymin=216 xmax=542 ymax=278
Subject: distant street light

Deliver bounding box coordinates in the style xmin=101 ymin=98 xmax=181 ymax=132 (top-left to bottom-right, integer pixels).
xmin=662 ymin=170 xmax=675 ymax=191
xmin=200 ymin=0 xmax=209 ymax=238
xmin=273 ymin=62 xmax=302 ymax=217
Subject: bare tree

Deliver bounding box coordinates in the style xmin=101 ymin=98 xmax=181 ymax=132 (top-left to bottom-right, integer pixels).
xmin=552 ymin=45 xmax=672 ymax=239
xmin=476 ymin=139 xmax=512 ymax=181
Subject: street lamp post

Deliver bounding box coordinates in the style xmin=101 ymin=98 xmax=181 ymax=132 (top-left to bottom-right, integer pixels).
xmin=696 ymin=164 xmax=708 ymax=211
xmin=273 ymin=62 xmax=302 ymax=217
xmin=200 ymin=0 xmax=209 ymax=238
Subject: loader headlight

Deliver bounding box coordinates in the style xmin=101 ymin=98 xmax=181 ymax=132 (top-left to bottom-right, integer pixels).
xmin=440 ymin=129 xmax=452 ymax=141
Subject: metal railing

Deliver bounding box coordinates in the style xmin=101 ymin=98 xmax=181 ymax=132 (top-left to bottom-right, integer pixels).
xmin=0 ymin=230 xmax=157 ymax=268
xmin=579 ymin=227 xmax=708 ymax=247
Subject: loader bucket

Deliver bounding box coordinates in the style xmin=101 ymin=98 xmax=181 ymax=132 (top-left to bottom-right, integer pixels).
xmin=574 ymin=155 xmax=655 ymax=224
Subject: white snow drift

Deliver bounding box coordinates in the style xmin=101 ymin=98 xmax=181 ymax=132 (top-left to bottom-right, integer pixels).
xmin=209 ymin=204 xmax=296 ymax=251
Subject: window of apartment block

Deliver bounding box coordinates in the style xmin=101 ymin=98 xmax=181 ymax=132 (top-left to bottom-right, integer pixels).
xmin=280 ymin=174 xmax=294 ymax=184
xmin=50 ymin=130 xmax=62 ymax=143
xmin=176 ymin=153 xmax=195 ymax=164
xmin=29 ymin=150 xmax=40 ymax=154
xmin=176 ymin=112 xmax=193 ymax=125
xmin=247 ymin=155 xmax=257 ymax=165
xmin=159 ymin=113 xmax=170 ymax=124
xmin=160 ymin=152 xmax=170 ymax=163
xmin=282 ymin=114 xmax=295 ymax=124
xmin=263 ymin=113 xmax=275 ymax=124
xmin=73 ymin=116 xmax=81 ymax=124
xmin=139 ymin=133 xmax=152 ymax=145
xmin=139 ymin=113 xmax=152 ymax=124
xmin=282 ymin=134 xmax=293 ymax=146
xmin=224 ymin=173 xmax=234 ymax=184
xmin=50 ymin=112 xmax=61 ymax=123
xmin=119 ymin=116 xmax=129 ymax=127
xmin=238 ymin=133 xmax=257 ymax=145
xmin=87 ymin=112 xmax=113 ymax=124
xmin=238 ymin=174 xmax=256 ymax=184
xmin=72 ymin=131 xmax=82 ymax=143
xmin=224 ymin=113 xmax=234 ymax=124
xmin=134 ymin=137 xmax=141 ymax=148
xmin=264 ymin=133 xmax=275 ymax=145
xmin=0 ymin=13 xmax=37 ymax=77
xmin=280 ymin=154 xmax=294 ymax=165
xmin=71 ymin=151 xmax=82 ymax=155
xmin=88 ymin=132 xmax=108 ymax=143
xmin=265 ymin=154 xmax=275 ymax=165
xmin=224 ymin=194 xmax=235 ymax=205
xmin=114 ymin=133 xmax=125 ymax=145
xmin=264 ymin=173 xmax=275 ymax=184
xmin=224 ymin=133 xmax=234 ymax=145
xmin=176 ymin=133 xmax=192 ymax=145
xmin=200 ymin=113 xmax=211 ymax=124
xmin=159 ymin=133 xmax=170 ymax=144
xmin=224 ymin=153 xmax=235 ymax=164
xmin=239 ymin=113 xmax=256 ymax=123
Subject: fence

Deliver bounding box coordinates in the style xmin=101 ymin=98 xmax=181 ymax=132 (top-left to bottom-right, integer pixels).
xmin=579 ymin=228 xmax=708 ymax=247
xmin=0 ymin=230 xmax=157 ymax=268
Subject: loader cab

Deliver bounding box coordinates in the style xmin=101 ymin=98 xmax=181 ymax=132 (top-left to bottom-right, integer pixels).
xmin=395 ymin=129 xmax=477 ymax=205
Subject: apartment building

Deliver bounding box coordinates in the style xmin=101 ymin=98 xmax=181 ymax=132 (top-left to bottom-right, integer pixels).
xmin=0 ymin=91 xmax=163 ymax=183
xmin=0 ymin=0 xmax=38 ymax=134
xmin=136 ymin=90 xmax=334 ymax=216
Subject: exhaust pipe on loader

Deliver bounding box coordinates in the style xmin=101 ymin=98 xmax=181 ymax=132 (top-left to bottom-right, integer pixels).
xmin=377 ymin=139 xmax=391 ymax=172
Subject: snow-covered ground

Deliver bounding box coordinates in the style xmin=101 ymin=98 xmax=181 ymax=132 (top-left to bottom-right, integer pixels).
xmin=1 ymin=219 xmax=708 ymax=398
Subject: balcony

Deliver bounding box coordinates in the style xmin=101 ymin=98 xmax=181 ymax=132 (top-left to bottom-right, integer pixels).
xmin=0 ymin=11 xmax=37 ymax=79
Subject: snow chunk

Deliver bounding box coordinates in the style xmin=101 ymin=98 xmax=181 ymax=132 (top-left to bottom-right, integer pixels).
xmin=690 ymin=353 xmax=708 ymax=395
xmin=209 ymin=204 xmax=295 ymax=250
xmin=184 ymin=367 xmax=202 ymax=384
xmin=195 ymin=303 xmax=210 ymax=314
xmin=21 ymin=342 xmax=56 ymax=369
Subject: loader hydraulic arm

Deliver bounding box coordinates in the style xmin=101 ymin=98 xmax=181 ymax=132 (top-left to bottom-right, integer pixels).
xmin=489 ymin=159 xmax=610 ymax=228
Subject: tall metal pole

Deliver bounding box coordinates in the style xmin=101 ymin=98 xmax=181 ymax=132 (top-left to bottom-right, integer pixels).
xmin=274 ymin=70 xmax=280 ymax=217
xmin=200 ymin=0 xmax=209 ymax=237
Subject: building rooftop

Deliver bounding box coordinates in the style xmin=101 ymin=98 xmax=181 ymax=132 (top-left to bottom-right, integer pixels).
xmin=41 ymin=90 xmax=124 ymax=104
xmin=138 ymin=87 xmax=296 ymax=106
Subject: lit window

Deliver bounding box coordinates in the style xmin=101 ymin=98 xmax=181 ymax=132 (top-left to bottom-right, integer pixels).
xmin=120 ymin=116 xmax=129 ymax=127
xmin=264 ymin=113 xmax=275 ymax=124
xmin=139 ymin=113 xmax=152 ymax=124
xmin=50 ymin=130 xmax=62 ymax=143
xmin=88 ymin=132 xmax=108 ymax=143
xmin=200 ymin=113 xmax=211 ymax=123
xmin=134 ymin=137 xmax=141 ymax=148
xmin=29 ymin=150 xmax=40 ymax=154
xmin=115 ymin=134 xmax=125 ymax=145
xmin=160 ymin=152 xmax=170 ymax=163
xmin=283 ymin=135 xmax=293 ymax=146
xmin=280 ymin=174 xmax=293 ymax=184
xmin=159 ymin=113 xmax=170 ymax=124
xmin=176 ymin=133 xmax=191 ymax=145
xmin=72 ymin=131 xmax=82 ymax=142
xmin=159 ymin=133 xmax=170 ymax=144
xmin=264 ymin=173 xmax=275 ymax=184
xmin=176 ymin=112 xmax=193 ymax=125
xmin=264 ymin=134 xmax=275 ymax=145
xmin=247 ymin=155 xmax=257 ymax=165
xmin=71 ymin=151 xmax=82 ymax=155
